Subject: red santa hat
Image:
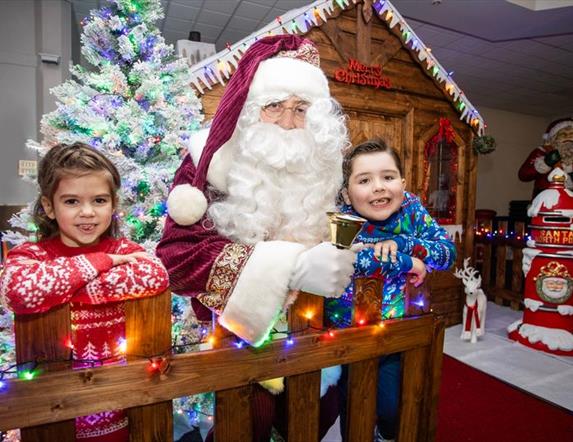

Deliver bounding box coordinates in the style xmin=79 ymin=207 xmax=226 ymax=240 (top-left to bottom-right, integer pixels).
xmin=543 ymin=117 xmax=573 ymax=142
xmin=167 ymin=34 xmax=330 ymax=226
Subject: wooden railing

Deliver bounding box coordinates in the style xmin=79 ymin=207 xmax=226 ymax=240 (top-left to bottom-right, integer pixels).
xmin=1 ymin=284 xmax=445 ymax=442
xmin=474 ymin=218 xmax=526 ymax=309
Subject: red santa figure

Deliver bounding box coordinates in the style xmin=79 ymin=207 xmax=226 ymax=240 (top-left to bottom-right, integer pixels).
xmin=157 ymin=35 xmax=356 ymax=440
xmin=518 ymin=117 xmax=573 ymax=197
xmin=508 ymin=168 xmax=573 ymax=355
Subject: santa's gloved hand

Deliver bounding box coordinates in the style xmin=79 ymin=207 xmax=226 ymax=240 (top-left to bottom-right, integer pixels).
xmin=289 ymin=242 xmax=357 ymax=298
xmin=544 ymin=149 xmax=561 ymax=167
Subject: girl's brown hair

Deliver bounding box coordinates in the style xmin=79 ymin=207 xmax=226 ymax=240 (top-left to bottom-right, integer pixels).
xmin=33 ymin=142 xmax=121 ymax=241
xmin=342 ymin=138 xmax=403 ymax=188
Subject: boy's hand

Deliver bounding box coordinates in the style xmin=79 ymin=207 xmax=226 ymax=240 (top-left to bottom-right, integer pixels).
xmin=409 ymin=257 xmax=427 ymax=287
xmin=109 ymin=252 xmax=150 ymax=267
xmin=374 ymin=240 xmax=398 ymax=263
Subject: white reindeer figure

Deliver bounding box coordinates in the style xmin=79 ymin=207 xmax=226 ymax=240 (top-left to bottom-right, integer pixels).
xmin=454 ymin=258 xmax=487 ymax=343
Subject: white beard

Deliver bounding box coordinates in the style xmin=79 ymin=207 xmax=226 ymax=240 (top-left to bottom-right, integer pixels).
xmin=557 ymin=141 xmax=573 ymax=167
xmin=208 ymin=121 xmax=344 ymax=246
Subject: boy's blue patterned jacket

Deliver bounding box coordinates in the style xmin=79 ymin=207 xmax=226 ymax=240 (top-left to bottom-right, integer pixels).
xmin=325 ymin=191 xmax=456 ymax=325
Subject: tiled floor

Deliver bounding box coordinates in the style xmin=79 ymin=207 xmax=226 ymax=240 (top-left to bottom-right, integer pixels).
xmin=444 ymin=301 xmax=573 ymax=411
xmin=322 ymin=416 xmax=342 ymax=442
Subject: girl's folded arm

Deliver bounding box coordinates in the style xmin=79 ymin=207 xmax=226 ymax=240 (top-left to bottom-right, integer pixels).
xmin=0 ymin=245 xmax=113 ymax=314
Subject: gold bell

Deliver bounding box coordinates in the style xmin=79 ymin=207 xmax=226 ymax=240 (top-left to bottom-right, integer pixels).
xmin=327 ymin=212 xmax=367 ymax=249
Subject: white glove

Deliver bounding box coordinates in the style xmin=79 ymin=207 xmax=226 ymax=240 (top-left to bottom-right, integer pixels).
xmin=289 ymin=242 xmax=357 ymax=298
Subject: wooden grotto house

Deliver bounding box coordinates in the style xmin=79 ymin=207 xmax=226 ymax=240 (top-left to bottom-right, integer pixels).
xmin=187 ymin=0 xmax=485 ymax=327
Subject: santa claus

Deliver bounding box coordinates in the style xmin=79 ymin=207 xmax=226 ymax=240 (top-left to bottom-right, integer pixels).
xmin=157 ymin=35 xmax=356 ymax=440
xmin=518 ymin=117 xmax=573 ymax=197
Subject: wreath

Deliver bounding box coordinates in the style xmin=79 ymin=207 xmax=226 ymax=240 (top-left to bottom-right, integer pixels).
xmin=473 ymin=135 xmax=496 ymax=155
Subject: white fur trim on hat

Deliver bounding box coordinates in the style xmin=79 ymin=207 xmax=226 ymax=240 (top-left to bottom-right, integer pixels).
xmin=188 ymin=128 xmax=234 ymax=193
xmin=247 ymin=57 xmax=329 ymax=104
xmin=547 ymin=120 xmax=573 ymax=140
xmin=166 ymin=183 xmax=208 ymax=226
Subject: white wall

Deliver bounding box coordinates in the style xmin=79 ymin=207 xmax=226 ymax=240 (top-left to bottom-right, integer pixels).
xmin=0 ymin=0 xmax=71 ymax=205
xmin=475 ymin=106 xmax=549 ymax=216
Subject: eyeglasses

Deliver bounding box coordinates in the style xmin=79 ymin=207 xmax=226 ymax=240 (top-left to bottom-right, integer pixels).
xmin=261 ymin=100 xmax=310 ymax=123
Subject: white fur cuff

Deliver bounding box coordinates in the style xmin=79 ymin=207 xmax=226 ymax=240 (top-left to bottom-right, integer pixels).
xmin=259 ymin=377 xmax=285 ymax=395
xmin=259 ymin=365 xmax=342 ymax=396
xmin=321 ymin=365 xmax=341 ymax=397
xmin=219 ymin=241 xmax=306 ymax=346
xmin=534 ymin=156 xmax=552 ymax=174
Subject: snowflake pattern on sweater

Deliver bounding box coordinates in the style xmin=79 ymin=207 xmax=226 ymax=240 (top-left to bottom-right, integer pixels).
xmin=0 ymin=236 xmax=169 ymax=441
xmin=326 ymin=191 xmax=456 ymax=326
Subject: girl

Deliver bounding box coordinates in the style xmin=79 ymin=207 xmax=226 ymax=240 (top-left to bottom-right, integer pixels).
xmin=326 ymin=138 xmax=456 ymax=442
xmin=0 ymin=142 xmax=169 ymax=442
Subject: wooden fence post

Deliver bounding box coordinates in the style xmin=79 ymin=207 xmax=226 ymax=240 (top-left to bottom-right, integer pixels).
xmin=345 ymin=278 xmax=382 ymax=442
xmin=286 ymin=292 xmax=324 ymax=442
xmin=479 ymin=218 xmax=493 ymax=288
xmin=494 ymin=219 xmax=509 ymax=299
xmin=212 ymin=323 xmax=253 ymax=442
xmin=215 ymin=384 xmax=253 ymax=442
xmin=510 ymin=221 xmax=526 ymax=310
xmin=125 ymin=290 xmax=173 ymax=442
xmin=15 ymin=304 xmax=75 ymax=441
xmin=418 ymin=317 xmax=445 ymax=442
xmin=398 ymin=346 xmax=427 ymax=442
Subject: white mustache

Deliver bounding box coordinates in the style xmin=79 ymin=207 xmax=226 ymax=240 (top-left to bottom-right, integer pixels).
xmin=240 ymin=122 xmax=317 ymax=171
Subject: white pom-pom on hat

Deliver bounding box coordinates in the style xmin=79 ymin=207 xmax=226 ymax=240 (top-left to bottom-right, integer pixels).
xmin=166 ymin=184 xmax=208 ymax=226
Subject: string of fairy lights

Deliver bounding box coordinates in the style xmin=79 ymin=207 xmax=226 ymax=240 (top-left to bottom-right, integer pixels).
xmin=474 ymin=227 xmax=532 ymax=242
xmin=185 ymin=0 xmax=485 ymax=135
xmin=0 ymin=310 xmax=398 ymax=390
xmin=0 ymin=305 xmax=422 ymax=428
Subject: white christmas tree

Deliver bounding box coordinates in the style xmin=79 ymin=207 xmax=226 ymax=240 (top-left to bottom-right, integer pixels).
xmin=1 ymin=0 xmax=211 ymax=436
xmin=4 ymin=0 xmax=203 ymax=250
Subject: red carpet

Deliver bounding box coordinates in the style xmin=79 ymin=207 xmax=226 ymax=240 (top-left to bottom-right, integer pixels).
xmin=436 ymin=355 xmax=573 ymax=442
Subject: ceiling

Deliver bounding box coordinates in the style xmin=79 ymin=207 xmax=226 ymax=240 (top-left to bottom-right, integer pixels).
xmin=71 ymin=0 xmax=573 ymax=119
